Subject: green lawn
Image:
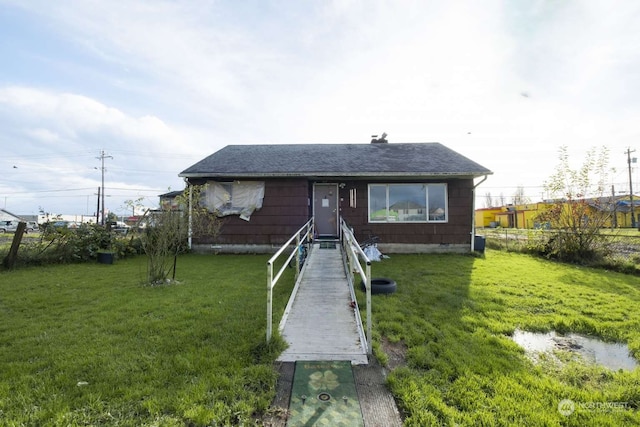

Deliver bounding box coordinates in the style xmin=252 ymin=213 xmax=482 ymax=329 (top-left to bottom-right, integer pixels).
xmin=0 ymin=254 xmax=293 ymax=426
xmin=363 ymin=250 xmax=640 ymax=426
xmin=1 ymin=249 xmax=639 ymax=426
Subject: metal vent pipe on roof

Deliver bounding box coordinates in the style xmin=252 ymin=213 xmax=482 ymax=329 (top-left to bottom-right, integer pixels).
xmin=371 ymin=132 xmax=388 ymax=143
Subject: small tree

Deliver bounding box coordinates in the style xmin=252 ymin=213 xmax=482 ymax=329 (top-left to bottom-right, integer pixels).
xmin=535 ymin=146 xmax=612 ymax=263
xmin=139 ymin=185 xmax=222 ymax=285
xmin=512 ymin=186 xmax=530 ymax=205
xmin=484 ymin=192 xmax=493 ymax=208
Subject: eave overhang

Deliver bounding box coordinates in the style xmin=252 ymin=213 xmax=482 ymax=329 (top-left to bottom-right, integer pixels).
xmin=179 ymin=171 xmax=493 ymax=181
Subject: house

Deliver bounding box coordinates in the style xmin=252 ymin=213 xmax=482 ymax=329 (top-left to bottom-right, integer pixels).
xmin=0 ymin=209 xmax=24 ymax=223
xmin=179 ymin=141 xmax=492 ymax=253
xmin=159 ymin=190 xmax=185 ymax=211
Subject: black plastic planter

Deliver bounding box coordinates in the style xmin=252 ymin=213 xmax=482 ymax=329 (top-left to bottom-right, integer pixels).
xmin=97 ymin=251 xmax=115 ymax=264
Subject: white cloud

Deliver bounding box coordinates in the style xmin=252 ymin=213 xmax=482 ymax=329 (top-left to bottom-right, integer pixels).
xmin=1 ymin=0 xmax=640 ymax=213
xmin=0 ymin=86 xmax=184 ymax=147
xmin=0 ymin=85 xmax=198 ymax=214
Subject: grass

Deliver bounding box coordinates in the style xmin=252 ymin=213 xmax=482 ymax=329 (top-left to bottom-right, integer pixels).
xmin=0 ymin=254 xmax=295 ymax=426
xmin=361 ymin=250 xmax=640 ymax=426
xmin=479 ymin=227 xmax=640 ymax=274
xmin=2 ymin=248 xmax=639 ymax=425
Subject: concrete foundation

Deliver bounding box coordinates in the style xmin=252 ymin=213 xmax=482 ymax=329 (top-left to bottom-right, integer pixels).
xmin=191 ymin=242 xmax=470 ymax=255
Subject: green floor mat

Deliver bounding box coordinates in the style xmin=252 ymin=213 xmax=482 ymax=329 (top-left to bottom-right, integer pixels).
xmin=288 ymin=361 xmax=364 ymax=426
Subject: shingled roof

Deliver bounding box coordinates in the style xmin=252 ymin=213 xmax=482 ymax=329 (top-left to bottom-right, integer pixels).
xmin=179 ymin=143 xmax=492 ymax=179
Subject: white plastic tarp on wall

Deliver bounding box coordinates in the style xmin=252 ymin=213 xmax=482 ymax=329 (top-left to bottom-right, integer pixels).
xmin=204 ymin=181 xmax=265 ymax=221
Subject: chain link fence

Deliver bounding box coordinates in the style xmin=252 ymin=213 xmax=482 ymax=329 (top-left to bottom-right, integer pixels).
xmin=476 ymin=228 xmax=640 ymax=268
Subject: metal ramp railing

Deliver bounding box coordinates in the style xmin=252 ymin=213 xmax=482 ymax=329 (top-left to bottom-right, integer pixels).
xmin=340 ymin=218 xmax=372 ymax=355
xmin=266 ymin=218 xmax=314 ymax=343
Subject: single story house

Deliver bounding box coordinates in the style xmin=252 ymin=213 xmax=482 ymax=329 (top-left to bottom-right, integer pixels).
xmin=159 ymin=190 xmax=185 ymax=211
xmin=0 ymin=209 xmax=24 ymax=223
xmin=179 ymin=141 xmax=492 ymax=253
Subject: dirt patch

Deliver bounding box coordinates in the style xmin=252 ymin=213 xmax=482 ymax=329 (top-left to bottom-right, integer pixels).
xmin=381 ymin=337 xmax=408 ymax=370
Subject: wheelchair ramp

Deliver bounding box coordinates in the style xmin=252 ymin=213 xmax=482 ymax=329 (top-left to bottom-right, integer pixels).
xmin=277 ymin=243 xmax=368 ymax=365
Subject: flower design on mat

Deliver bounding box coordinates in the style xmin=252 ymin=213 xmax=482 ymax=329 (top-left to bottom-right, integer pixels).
xmin=309 ymin=370 xmax=339 ymax=391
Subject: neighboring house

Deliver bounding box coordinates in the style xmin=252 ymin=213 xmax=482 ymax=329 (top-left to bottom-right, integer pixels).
xmin=0 ymin=210 xmax=40 ymax=232
xmin=0 ymin=209 xmax=23 ymax=223
xmin=179 ymin=142 xmax=492 ymax=253
xmin=0 ymin=209 xmax=38 ymax=224
xmin=159 ymin=190 xmax=185 ymax=211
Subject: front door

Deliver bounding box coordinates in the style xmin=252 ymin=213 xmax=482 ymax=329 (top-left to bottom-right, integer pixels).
xmin=314 ymin=183 xmax=339 ymax=237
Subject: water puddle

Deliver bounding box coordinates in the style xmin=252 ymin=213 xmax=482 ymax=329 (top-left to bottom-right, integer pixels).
xmin=511 ymin=329 xmax=638 ymax=371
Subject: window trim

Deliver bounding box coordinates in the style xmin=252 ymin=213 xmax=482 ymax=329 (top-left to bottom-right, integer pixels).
xmin=368 ymin=183 xmax=448 ymax=223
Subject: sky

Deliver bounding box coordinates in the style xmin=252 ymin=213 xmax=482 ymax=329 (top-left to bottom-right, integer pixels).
xmin=1 ymin=0 xmax=640 ymax=220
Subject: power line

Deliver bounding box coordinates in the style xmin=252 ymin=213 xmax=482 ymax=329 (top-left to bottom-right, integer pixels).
xmin=1 ymin=150 xmax=100 ymax=161
xmin=3 ymin=149 xmax=200 ymax=161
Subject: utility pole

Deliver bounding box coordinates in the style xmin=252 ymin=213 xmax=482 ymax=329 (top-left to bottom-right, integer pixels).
xmin=611 ymin=184 xmax=616 ymax=230
xmin=626 ymin=148 xmax=636 ymax=228
xmin=96 ymin=187 xmax=100 ymax=224
xmin=97 ymin=150 xmax=113 ymax=226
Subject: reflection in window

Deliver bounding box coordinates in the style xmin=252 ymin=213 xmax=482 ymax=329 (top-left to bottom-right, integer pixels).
xmin=368 ymin=183 xmax=447 ymax=223
xmin=369 ymin=185 xmax=387 ymax=222
xmin=389 ymin=184 xmax=427 ymax=222
xmin=428 ymin=184 xmax=446 ymax=221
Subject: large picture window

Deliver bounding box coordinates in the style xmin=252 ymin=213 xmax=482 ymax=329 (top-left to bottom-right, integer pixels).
xmin=368 ymin=183 xmax=447 ymax=223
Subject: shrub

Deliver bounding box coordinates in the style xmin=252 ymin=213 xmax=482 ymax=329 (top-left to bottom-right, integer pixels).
xmin=535 ymin=146 xmax=612 ymax=264
xmin=2 ymin=223 xmax=142 ymax=268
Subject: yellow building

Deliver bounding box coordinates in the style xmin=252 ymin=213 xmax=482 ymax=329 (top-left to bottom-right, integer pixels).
xmin=475 ymin=203 xmax=553 ymax=229
xmin=474 ymin=207 xmax=502 ymax=228
xmin=476 ymin=197 xmax=640 ymax=229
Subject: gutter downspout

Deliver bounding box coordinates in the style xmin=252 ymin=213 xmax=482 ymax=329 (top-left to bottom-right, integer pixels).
xmin=471 ymin=175 xmax=489 ymax=252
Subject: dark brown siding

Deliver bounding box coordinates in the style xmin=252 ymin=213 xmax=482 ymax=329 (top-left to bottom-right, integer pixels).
xmin=195 ymin=177 xmax=474 ymax=247
xmin=194 ymin=179 xmax=310 ymax=245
